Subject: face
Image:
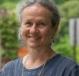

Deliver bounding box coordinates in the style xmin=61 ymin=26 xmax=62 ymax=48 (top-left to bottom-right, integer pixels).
xmin=19 ymin=4 xmax=57 ymax=49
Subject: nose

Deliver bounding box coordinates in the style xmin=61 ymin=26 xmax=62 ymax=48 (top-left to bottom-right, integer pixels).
xmin=30 ymin=24 xmax=38 ymax=34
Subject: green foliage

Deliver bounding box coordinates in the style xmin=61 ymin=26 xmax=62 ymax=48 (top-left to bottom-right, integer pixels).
xmin=0 ymin=11 xmax=19 ymax=50
xmin=0 ymin=0 xmax=19 ymax=4
xmin=60 ymin=0 xmax=79 ymax=18
xmin=54 ymin=0 xmax=69 ymax=5
xmin=53 ymin=35 xmax=73 ymax=57
xmin=0 ymin=9 xmax=19 ymax=59
xmin=76 ymin=47 xmax=79 ymax=63
xmin=1 ymin=2 xmax=16 ymax=9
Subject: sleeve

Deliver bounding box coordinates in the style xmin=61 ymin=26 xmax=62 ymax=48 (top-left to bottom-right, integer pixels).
xmin=1 ymin=61 xmax=14 ymax=76
xmin=0 ymin=71 xmax=2 ymax=76
xmin=55 ymin=57 xmax=79 ymax=76
xmin=69 ymin=65 xmax=79 ymax=76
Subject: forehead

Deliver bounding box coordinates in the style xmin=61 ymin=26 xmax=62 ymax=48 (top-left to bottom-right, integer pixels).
xmin=21 ymin=4 xmax=52 ymax=20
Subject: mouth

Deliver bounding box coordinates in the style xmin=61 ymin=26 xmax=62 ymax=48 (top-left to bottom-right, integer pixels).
xmin=24 ymin=33 xmax=41 ymax=42
xmin=28 ymin=35 xmax=41 ymax=41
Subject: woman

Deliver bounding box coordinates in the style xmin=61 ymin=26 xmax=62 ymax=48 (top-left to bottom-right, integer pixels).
xmin=1 ymin=0 xmax=79 ymax=76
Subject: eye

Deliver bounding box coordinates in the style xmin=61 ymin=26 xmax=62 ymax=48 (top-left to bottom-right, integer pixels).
xmin=37 ymin=22 xmax=46 ymax=27
xmin=24 ymin=21 xmax=32 ymax=27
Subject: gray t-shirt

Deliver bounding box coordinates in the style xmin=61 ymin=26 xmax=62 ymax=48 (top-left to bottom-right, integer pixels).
xmin=1 ymin=54 xmax=79 ymax=76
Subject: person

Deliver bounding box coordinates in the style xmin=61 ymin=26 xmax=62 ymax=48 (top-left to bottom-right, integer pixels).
xmin=1 ymin=0 xmax=79 ymax=76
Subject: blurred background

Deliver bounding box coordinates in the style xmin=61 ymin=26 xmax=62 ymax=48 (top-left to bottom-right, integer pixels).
xmin=0 ymin=0 xmax=79 ymax=68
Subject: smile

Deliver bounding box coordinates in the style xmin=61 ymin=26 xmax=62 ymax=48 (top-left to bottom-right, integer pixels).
xmin=28 ymin=36 xmax=41 ymax=41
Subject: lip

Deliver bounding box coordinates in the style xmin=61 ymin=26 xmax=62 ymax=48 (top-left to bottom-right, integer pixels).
xmin=28 ymin=36 xmax=41 ymax=41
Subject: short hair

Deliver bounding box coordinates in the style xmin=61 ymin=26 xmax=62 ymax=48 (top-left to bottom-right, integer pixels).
xmin=16 ymin=0 xmax=60 ymax=27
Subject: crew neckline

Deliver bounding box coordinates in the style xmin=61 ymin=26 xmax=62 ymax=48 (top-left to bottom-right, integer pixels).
xmin=20 ymin=53 xmax=60 ymax=71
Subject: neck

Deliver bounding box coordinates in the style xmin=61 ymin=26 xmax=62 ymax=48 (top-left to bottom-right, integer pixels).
xmin=23 ymin=47 xmax=55 ymax=69
xmin=26 ymin=46 xmax=54 ymax=60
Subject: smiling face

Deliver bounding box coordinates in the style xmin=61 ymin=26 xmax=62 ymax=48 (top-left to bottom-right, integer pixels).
xmin=19 ymin=4 xmax=57 ymax=49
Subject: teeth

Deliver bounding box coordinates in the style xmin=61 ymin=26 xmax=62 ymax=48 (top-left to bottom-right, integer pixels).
xmin=30 ymin=37 xmax=39 ymax=39
xmin=29 ymin=36 xmax=40 ymax=40
xmin=26 ymin=35 xmax=40 ymax=40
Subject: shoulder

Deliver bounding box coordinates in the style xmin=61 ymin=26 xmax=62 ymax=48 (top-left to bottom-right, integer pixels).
xmin=2 ymin=58 xmax=20 ymax=70
xmin=52 ymin=54 xmax=79 ymax=76
xmin=61 ymin=56 xmax=79 ymax=76
xmin=59 ymin=55 xmax=79 ymax=68
xmin=52 ymin=54 xmax=78 ymax=66
xmin=1 ymin=58 xmax=21 ymax=76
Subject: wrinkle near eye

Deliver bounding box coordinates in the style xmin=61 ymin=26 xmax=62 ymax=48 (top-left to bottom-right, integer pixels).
xmin=24 ymin=21 xmax=33 ymax=27
xmin=22 ymin=20 xmax=47 ymax=28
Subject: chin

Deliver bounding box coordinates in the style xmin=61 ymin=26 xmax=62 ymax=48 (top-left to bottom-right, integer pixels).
xmin=27 ymin=43 xmax=41 ymax=48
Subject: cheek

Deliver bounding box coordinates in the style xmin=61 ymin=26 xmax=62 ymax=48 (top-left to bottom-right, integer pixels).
xmin=41 ymin=29 xmax=52 ymax=39
xmin=19 ymin=26 xmax=28 ymax=39
xmin=41 ymin=30 xmax=53 ymax=45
